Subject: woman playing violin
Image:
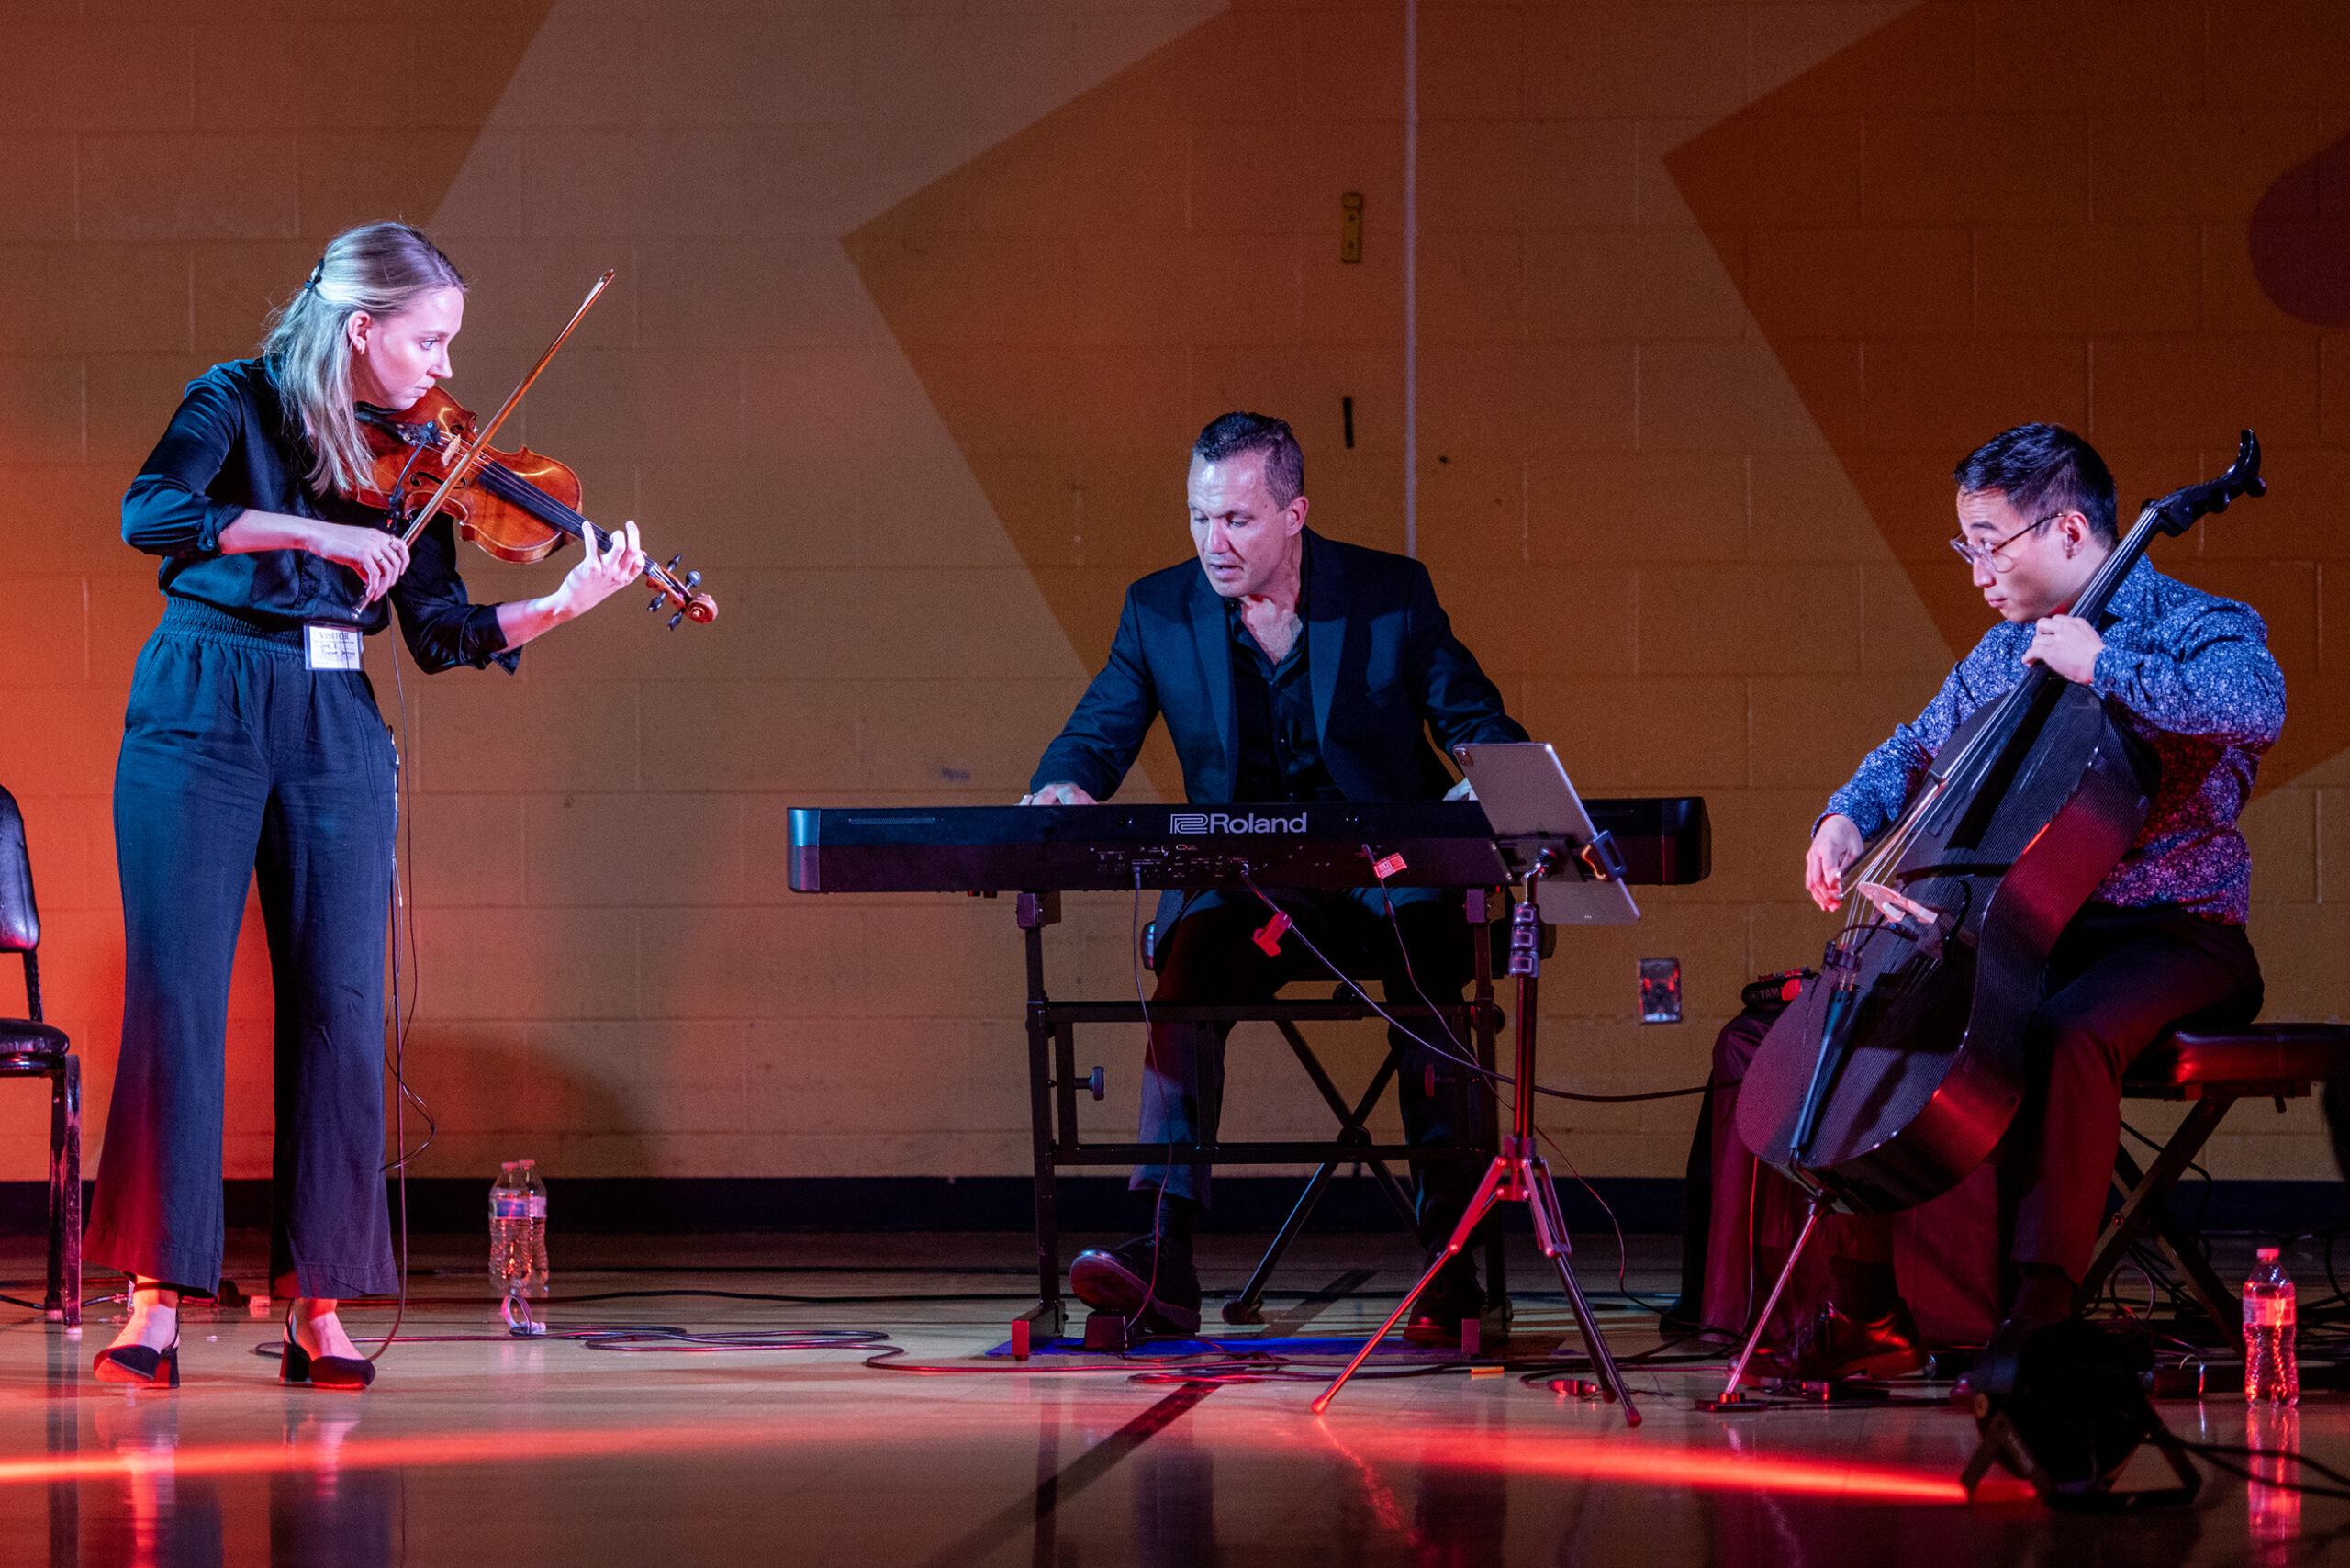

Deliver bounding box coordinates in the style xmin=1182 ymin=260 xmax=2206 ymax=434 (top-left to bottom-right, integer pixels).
xmin=89 ymin=220 xmax=647 ymax=1390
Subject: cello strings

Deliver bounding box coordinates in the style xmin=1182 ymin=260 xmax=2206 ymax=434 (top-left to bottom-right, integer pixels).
xmin=1831 ymin=497 xmax=2165 ymax=942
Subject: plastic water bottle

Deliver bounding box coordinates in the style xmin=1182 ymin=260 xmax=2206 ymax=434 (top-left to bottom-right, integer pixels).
xmin=490 ymin=1160 xmax=549 ymax=1299
xmin=2244 ymin=1246 xmax=2298 ymax=1406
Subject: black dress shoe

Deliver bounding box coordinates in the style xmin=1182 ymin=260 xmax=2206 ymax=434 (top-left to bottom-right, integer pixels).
xmin=1748 ymin=1302 xmax=1925 ymax=1384
xmin=1404 ymin=1258 xmax=1484 ymax=1348
xmin=93 ymin=1335 xmax=180 ymax=1389
xmin=281 ymin=1321 xmax=376 ymax=1391
xmin=1069 ymin=1233 xmax=1201 ymax=1335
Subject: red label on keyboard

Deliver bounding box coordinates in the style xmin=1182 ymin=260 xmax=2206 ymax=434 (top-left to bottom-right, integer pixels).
xmin=1251 ymin=911 xmax=1292 ymax=957
xmin=1372 ymin=853 xmax=1407 ymax=879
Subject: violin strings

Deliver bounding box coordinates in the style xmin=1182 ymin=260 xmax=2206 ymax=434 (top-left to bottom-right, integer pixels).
xmin=381 ymin=415 xmax=692 ymax=608
xmin=468 ymin=459 xmax=688 ymax=602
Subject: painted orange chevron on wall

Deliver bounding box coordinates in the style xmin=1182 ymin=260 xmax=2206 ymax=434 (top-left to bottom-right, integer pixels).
xmin=1667 ymin=0 xmax=2350 ymax=790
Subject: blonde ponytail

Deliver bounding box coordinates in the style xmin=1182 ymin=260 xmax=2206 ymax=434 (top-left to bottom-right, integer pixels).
xmin=260 ymin=222 xmax=464 ymax=497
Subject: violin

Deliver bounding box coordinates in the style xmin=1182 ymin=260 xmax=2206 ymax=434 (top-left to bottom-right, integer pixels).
xmin=354 ymin=386 xmax=716 ymax=627
xmin=1735 ymin=432 xmax=2266 ymax=1215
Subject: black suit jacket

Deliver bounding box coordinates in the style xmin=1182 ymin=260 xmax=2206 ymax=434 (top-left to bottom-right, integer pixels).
xmin=1031 ymin=530 xmax=1528 ymax=805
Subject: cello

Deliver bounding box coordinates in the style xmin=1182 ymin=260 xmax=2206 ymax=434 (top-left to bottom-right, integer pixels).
xmin=1716 ymin=434 xmax=2266 ymax=1379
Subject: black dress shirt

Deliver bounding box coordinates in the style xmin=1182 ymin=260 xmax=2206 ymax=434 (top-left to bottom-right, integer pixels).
xmin=1227 ymin=588 xmax=1341 ymax=803
xmin=121 ymin=358 xmax=516 ymax=674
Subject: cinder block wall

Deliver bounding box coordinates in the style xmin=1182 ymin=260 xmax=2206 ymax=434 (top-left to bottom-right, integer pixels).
xmin=0 ymin=0 xmax=2341 ymax=1192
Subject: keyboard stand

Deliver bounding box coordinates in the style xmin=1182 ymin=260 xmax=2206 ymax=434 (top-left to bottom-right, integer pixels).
xmin=1013 ymin=888 xmax=1505 ymax=1340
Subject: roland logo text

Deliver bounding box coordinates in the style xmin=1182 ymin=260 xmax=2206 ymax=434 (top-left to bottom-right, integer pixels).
xmin=1169 ymin=812 xmax=1309 ymax=834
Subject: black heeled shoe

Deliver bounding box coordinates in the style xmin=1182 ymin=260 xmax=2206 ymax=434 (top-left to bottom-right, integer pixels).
xmin=93 ymin=1331 xmax=181 ymax=1389
xmin=281 ymin=1318 xmax=375 ymax=1391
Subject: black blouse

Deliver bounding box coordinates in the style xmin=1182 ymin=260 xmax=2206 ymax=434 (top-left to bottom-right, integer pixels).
xmin=121 ymin=359 xmax=516 ymax=674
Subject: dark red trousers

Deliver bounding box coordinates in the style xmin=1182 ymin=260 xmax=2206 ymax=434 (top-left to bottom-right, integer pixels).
xmin=1700 ymin=903 xmax=2261 ymax=1343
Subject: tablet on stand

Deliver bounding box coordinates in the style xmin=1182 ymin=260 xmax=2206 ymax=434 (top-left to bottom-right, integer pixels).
xmin=1453 ymin=742 xmax=1640 ymax=925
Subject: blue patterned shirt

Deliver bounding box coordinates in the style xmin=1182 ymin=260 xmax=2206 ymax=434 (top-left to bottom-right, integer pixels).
xmin=1823 ymin=559 xmax=2284 ymax=924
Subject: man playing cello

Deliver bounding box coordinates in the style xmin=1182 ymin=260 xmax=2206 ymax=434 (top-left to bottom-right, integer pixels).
xmin=1751 ymin=422 xmax=2281 ymax=1377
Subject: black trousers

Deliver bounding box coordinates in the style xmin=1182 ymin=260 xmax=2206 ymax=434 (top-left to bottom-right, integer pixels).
xmin=1136 ymin=886 xmax=1485 ymax=1249
xmin=86 ymin=605 xmax=399 ymax=1299
xmin=2005 ymin=902 xmax=2263 ymax=1282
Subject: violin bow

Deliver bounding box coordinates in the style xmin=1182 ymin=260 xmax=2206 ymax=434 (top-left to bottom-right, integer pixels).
xmin=396 ymin=270 xmax=615 ymax=549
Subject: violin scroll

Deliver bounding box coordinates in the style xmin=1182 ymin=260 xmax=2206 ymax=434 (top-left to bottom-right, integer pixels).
xmin=645 ymin=551 xmax=717 ymax=627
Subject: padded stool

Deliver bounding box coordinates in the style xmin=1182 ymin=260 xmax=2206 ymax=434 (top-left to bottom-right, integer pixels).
xmin=2078 ymin=1024 xmax=2350 ymax=1327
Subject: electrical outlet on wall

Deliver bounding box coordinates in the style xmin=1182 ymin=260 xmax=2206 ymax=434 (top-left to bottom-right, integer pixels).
xmin=1639 ymin=958 xmax=1681 ymax=1024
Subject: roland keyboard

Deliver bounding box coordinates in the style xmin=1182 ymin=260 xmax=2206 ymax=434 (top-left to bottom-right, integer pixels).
xmin=786 ymin=799 xmax=1709 ymax=893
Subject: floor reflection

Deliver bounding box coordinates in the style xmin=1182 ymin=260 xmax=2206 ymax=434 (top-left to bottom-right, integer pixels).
xmin=0 ymin=1234 xmax=2341 ymax=1568
xmin=44 ymin=1328 xmax=75 ymax=1568
xmin=44 ymin=1399 xmax=399 ymax=1568
xmin=270 ymin=1413 xmax=397 ymax=1568
xmin=89 ymin=1401 xmax=221 ymax=1568
xmin=1128 ymin=1424 xmax=1217 ymax=1568
xmin=2247 ymin=1406 xmax=2300 ymax=1568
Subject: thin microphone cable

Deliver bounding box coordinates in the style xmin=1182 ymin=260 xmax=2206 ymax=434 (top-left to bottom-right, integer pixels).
xmin=364 ymin=629 xmax=437 ymax=1363
xmin=1244 ymin=868 xmax=1645 ymax=1297
xmin=1237 ymin=873 xmax=1705 ymax=1106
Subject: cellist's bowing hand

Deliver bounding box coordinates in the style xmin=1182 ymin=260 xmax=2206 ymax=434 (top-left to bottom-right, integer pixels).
xmin=1804 ymin=814 xmax=1863 ymax=913
xmin=2021 ymin=614 xmax=2103 ymax=685
xmin=553 ymin=521 xmax=648 ymax=620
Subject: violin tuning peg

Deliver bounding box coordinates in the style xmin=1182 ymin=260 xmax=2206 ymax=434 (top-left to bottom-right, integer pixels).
xmin=684 ymin=571 xmax=701 ymax=590
xmin=647 ymin=595 xmax=664 ymax=612
xmin=666 ymin=610 xmax=684 ymax=630
xmin=665 ymin=554 xmax=682 ymax=573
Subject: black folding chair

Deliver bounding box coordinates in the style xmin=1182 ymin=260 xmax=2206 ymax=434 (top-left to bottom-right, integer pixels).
xmin=0 ymin=789 xmax=80 ymax=1327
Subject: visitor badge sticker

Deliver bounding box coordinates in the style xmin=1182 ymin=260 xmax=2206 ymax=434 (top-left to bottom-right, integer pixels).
xmin=304 ymin=624 xmax=362 ymax=671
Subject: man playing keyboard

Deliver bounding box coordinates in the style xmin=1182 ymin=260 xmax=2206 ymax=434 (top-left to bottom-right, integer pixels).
xmin=1024 ymin=411 xmax=1528 ymax=1341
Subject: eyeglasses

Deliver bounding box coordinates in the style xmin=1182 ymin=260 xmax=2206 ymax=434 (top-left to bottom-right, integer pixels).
xmin=1949 ymin=510 xmax=2064 ymax=571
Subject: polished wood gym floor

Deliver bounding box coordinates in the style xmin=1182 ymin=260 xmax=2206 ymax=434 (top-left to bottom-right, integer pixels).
xmin=0 ymin=1230 xmax=2336 ymax=1565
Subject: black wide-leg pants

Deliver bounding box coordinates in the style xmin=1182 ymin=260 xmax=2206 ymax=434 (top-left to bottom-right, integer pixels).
xmin=87 ymin=606 xmax=399 ymax=1300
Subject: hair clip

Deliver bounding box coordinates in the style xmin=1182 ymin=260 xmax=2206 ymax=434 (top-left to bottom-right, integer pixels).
xmin=302 ymin=260 xmax=325 ymax=292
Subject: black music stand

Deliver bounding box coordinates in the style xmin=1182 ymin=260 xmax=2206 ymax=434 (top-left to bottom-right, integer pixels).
xmin=1315 ymin=743 xmax=1642 ymax=1421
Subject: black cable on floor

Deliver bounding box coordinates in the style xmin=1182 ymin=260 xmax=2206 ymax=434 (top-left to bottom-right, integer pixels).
xmin=251 ymin=1323 xmax=898 ymax=1358
xmin=2182 ymin=1439 xmax=2350 ymax=1502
